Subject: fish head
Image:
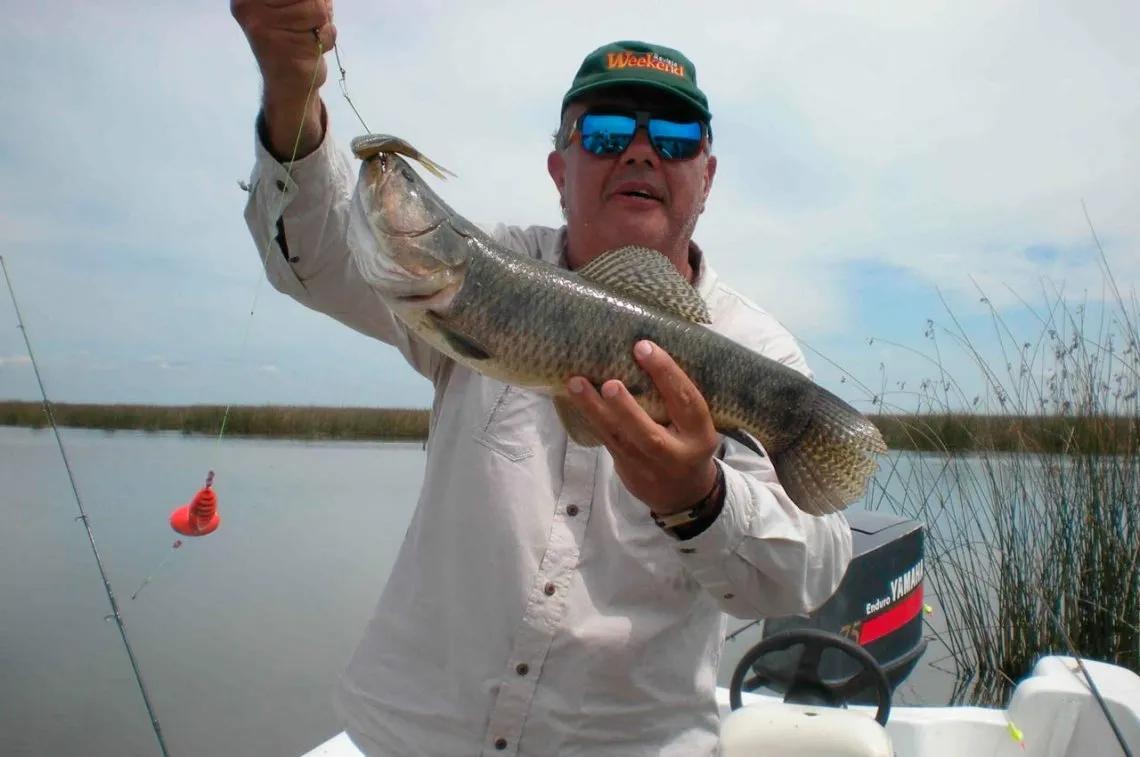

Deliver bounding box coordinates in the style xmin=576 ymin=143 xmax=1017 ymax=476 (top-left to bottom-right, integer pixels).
xmin=348 ymin=137 xmax=471 ymax=311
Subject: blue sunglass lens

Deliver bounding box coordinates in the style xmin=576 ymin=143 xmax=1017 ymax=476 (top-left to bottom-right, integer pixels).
xmin=578 ymin=112 xmax=704 ymax=160
xmin=647 ymin=119 xmax=703 ymax=160
xmin=579 ymin=113 xmax=637 ymax=155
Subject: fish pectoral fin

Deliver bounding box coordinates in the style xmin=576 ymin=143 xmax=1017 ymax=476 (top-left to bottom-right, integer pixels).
xmin=723 ymin=428 xmax=767 ymax=458
xmin=575 ymin=246 xmax=712 ymax=324
xmin=436 ymin=323 xmax=492 ymax=361
xmin=553 ymin=397 xmax=604 ymax=447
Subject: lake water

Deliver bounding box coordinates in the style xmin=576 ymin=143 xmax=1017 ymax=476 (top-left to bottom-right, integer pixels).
xmin=0 ymin=427 xmax=956 ymax=756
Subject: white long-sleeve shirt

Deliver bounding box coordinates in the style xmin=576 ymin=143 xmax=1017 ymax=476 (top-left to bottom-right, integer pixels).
xmin=243 ymin=125 xmax=852 ymax=757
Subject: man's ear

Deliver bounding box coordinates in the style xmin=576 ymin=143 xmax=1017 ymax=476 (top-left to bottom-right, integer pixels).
xmin=548 ymin=150 xmax=566 ymax=202
xmin=701 ymin=154 xmax=717 ymax=213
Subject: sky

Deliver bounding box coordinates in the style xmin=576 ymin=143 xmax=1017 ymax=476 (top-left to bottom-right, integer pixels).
xmin=1 ymin=0 xmax=1137 ymax=415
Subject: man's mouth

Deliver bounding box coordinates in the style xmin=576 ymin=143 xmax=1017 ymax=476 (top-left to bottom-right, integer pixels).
xmin=610 ymin=182 xmax=664 ymax=203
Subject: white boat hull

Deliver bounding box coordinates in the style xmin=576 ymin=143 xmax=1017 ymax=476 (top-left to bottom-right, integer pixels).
xmin=302 ymin=656 xmax=1140 ymax=756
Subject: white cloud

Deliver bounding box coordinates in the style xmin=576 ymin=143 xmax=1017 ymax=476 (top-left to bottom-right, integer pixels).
xmin=1 ymin=0 xmax=1136 ymax=405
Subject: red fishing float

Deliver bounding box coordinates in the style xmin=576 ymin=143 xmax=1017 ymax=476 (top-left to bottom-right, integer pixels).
xmin=169 ymin=471 xmax=221 ymax=536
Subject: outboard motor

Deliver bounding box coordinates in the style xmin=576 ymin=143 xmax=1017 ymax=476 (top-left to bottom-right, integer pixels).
xmin=760 ymin=510 xmax=926 ymax=698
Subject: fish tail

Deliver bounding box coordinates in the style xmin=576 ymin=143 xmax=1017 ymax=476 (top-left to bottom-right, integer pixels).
xmin=770 ymin=389 xmax=887 ymax=516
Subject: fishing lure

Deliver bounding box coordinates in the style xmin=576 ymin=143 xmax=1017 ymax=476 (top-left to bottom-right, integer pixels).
xmin=169 ymin=471 xmax=221 ymax=536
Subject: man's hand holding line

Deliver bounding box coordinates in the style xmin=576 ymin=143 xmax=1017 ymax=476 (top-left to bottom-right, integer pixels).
xmin=232 ymin=0 xmax=336 ymax=159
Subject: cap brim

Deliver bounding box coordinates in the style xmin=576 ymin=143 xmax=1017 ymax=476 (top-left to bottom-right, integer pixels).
xmin=562 ymin=78 xmax=711 ymax=121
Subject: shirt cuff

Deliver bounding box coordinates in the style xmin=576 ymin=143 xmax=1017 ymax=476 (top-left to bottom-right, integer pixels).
xmin=668 ymin=463 xmax=763 ymax=606
xmin=255 ymin=100 xmax=329 ymax=164
xmin=245 ymin=109 xmax=354 ymax=292
xmin=251 ymin=106 xmax=338 ymax=201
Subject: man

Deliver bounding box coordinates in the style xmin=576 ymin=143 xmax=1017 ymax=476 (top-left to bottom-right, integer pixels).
xmin=233 ymin=3 xmax=852 ymax=755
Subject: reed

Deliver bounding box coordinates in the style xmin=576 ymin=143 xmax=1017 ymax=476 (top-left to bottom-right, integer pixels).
xmin=0 ymin=402 xmax=430 ymax=440
xmin=862 ymin=232 xmax=1139 ymax=705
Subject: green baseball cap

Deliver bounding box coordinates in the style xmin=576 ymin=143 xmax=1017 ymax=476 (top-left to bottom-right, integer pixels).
xmin=561 ymin=40 xmax=711 ymax=122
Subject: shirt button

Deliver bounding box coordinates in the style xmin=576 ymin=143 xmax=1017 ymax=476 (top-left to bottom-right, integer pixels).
xmin=566 ymin=504 xmax=580 ymax=517
xmin=494 ymin=738 xmax=508 ymax=750
xmin=723 ymin=593 xmax=735 ymax=599
xmin=516 ymin=663 xmax=529 ymax=676
xmin=679 ymin=547 xmax=696 ymax=554
xmin=543 ymin=582 xmax=556 ymax=596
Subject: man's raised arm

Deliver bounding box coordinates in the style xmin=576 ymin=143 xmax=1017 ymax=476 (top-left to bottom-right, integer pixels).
xmin=231 ymin=2 xmax=449 ymax=381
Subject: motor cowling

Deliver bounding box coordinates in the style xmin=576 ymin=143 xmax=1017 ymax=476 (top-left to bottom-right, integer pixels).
xmin=761 ymin=510 xmax=927 ymax=699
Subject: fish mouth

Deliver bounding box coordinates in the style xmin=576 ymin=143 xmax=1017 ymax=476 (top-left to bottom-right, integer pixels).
xmin=347 ymin=137 xmax=476 ymax=313
xmin=376 ymin=213 xmax=447 ymax=239
xmin=370 ymin=158 xmax=449 ymax=238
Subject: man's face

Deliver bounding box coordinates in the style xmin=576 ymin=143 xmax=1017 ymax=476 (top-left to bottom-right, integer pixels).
xmin=547 ymin=88 xmax=717 ymax=276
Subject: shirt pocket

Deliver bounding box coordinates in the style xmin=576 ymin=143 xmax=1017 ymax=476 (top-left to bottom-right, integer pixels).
xmin=471 ymin=382 xmax=538 ymax=463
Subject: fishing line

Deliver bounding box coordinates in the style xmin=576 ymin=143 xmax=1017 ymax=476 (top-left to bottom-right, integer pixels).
xmin=129 ymin=539 xmax=183 ymax=600
xmin=212 ymin=33 xmax=328 ymax=448
xmin=212 ymin=27 xmax=367 ymax=446
xmin=332 ymin=36 xmax=371 ymax=133
xmin=212 ymin=25 xmax=375 ymax=459
xmin=131 ymin=34 xmax=334 ymax=603
xmin=0 ymin=255 xmax=171 ymax=757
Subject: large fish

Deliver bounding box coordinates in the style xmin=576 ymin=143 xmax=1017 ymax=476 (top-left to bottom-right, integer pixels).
xmin=346 ymin=134 xmax=886 ymax=516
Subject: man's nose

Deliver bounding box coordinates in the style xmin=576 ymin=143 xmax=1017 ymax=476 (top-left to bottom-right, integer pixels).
xmin=622 ymin=127 xmax=658 ymax=166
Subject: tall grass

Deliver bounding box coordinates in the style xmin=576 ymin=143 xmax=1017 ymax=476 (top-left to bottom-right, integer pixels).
xmin=862 ymin=234 xmax=1139 ymax=705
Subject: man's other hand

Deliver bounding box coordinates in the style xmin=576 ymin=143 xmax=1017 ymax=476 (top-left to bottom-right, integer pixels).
xmin=565 ymin=340 xmax=720 ymax=516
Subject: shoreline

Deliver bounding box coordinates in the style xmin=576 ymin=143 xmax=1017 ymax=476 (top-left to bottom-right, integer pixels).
xmin=1 ymin=401 xmax=1134 ymax=452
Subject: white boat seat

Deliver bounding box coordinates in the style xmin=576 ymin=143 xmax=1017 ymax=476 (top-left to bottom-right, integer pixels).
xmin=720 ymin=702 xmax=893 ymax=757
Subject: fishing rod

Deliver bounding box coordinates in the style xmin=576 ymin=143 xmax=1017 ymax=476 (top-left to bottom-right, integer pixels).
xmin=1045 ymin=600 xmax=1134 ymax=757
xmin=1 ymin=255 xmax=170 ymax=757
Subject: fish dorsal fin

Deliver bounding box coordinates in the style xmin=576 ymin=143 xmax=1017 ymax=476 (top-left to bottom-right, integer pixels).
xmin=576 ymin=246 xmax=712 ymax=324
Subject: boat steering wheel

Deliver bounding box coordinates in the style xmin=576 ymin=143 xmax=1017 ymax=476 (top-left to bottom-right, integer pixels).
xmin=728 ymin=628 xmax=892 ymax=726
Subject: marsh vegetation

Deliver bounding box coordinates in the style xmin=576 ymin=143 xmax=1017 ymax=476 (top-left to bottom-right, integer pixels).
xmin=0 ymin=402 xmax=430 ymax=441
xmin=860 ymin=235 xmax=1138 ymax=705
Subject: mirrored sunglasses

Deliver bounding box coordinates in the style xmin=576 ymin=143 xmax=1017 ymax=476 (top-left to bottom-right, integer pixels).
xmin=571 ymin=110 xmax=708 ymax=161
